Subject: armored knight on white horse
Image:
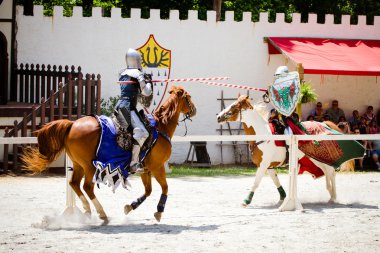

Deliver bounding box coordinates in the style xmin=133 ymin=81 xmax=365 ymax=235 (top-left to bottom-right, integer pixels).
xmin=217 ymin=66 xmax=365 ymax=207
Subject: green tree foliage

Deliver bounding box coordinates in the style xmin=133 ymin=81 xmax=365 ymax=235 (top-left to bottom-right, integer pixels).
xmin=100 ymin=95 xmax=120 ymax=116
xmin=18 ymin=0 xmax=380 ymax=24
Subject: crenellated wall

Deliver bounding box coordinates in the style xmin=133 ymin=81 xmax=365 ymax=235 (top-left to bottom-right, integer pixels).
xmin=15 ymin=5 xmax=380 ymax=164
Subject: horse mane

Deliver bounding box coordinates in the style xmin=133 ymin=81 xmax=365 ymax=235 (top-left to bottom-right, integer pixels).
xmin=324 ymin=120 xmax=344 ymax=133
xmin=153 ymin=93 xmax=179 ymax=125
xmin=252 ymin=101 xmax=270 ymax=121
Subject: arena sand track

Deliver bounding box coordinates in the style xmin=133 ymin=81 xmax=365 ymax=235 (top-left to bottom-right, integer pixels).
xmin=0 ymin=173 xmax=380 ymax=253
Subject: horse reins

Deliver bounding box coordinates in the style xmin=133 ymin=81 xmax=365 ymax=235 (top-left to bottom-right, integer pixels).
xmin=179 ymin=94 xmax=194 ymax=136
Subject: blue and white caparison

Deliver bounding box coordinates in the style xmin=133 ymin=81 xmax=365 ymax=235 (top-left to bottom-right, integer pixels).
xmin=92 ymin=114 xmax=161 ymax=192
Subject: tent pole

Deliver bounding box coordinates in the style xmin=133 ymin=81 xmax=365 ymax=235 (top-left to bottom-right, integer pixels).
xmin=296 ymin=63 xmax=304 ymax=118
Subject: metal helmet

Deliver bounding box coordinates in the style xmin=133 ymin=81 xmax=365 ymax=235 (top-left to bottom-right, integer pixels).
xmin=125 ymin=48 xmax=142 ymax=70
xmin=274 ymin=66 xmax=289 ymax=76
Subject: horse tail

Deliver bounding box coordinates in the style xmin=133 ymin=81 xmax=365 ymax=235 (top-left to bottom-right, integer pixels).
xmin=324 ymin=120 xmax=343 ymax=133
xmin=21 ymin=120 xmax=73 ymax=174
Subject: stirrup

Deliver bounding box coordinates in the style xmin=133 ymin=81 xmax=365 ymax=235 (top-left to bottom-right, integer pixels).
xmin=129 ymin=163 xmax=144 ymax=174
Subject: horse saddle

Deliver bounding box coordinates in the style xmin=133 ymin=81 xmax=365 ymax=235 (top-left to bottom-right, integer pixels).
xmin=269 ymin=118 xmax=285 ymax=135
xmin=111 ymin=109 xmax=157 ymax=160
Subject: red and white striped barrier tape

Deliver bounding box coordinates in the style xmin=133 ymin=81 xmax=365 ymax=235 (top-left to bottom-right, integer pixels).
xmin=117 ymin=76 xmax=230 ymax=84
xmin=199 ymin=81 xmax=268 ymax=92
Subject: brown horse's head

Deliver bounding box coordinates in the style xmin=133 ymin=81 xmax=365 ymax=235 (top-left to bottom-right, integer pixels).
xmin=217 ymin=95 xmax=253 ymax=123
xmin=154 ymin=85 xmax=196 ymax=125
xmin=168 ymin=85 xmax=196 ymax=118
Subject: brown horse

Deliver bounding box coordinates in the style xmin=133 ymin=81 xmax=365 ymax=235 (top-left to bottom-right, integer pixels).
xmin=22 ymin=86 xmax=196 ymax=222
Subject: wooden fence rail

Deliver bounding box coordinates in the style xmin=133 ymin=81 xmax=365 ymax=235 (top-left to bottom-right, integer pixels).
xmin=11 ymin=64 xmax=81 ymax=104
xmin=3 ymin=73 xmax=101 ymax=173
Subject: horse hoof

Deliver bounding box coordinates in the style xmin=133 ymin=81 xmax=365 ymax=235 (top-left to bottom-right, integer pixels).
xmin=84 ymin=211 xmax=92 ymax=218
xmin=154 ymin=212 xmax=162 ymax=222
xmin=241 ymin=203 xmax=248 ymax=208
xmin=100 ymin=217 xmax=109 ymax=225
xmin=124 ymin=205 xmax=133 ymax=215
xmin=328 ymin=199 xmax=335 ymax=204
xmin=99 ymin=213 xmax=108 ymax=220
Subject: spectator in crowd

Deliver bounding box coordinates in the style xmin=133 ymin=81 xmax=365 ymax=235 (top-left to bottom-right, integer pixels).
xmin=338 ymin=122 xmax=351 ymax=134
xmin=377 ymin=109 xmax=380 ymax=129
xmin=369 ymin=120 xmax=378 ymax=134
xmin=338 ymin=116 xmax=347 ymax=123
xmin=349 ymin=110 xmax=360 ymax=129
xmin=358 ymin=117 xmax=368 ymax=134
xmin=350 ymin=123 xmax=358 ymax=132
xmin=323 ymin=114 xmax=331 ymax=121
xmin=353 ymin=128 xmax=365 ymax=169
xmin=291 ymin=112 xmax=300 ymax=122
xmin=356 ymin=116 xmax=370 ymax=155
xmin=325 ymin=100 xmax=345 ymax=124
xmin=366 ymin=120 xmax=378 ymax=157
xmin=310 ymin=102 xmax=324 ymax=122
xmin=372 ymin=140 xmax=380 ymax=171
xmin=306 ymin=115 xmax=314 ymax=121
xmin=363 ymin=106 xmax=376 ymax=123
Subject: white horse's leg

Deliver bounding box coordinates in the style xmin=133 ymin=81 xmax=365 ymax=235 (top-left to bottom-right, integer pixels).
xmin=267 ymin=168 xmax=286 ymax=201
xmin=331 ymin=169 xmax=337 ymax=201
xmin=308 ymin=157 xmax=336 ymax=202
xmin=325 ymin=170 xmax=333 ymax=200
xmin=243 ymin=165 xmax=268 ymax=206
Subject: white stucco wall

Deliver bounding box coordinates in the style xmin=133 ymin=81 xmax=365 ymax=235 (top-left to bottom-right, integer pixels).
xmin=14 ymin=5 xmax=380 ymax=164
xmin=0 ymin=0 xmax=13 ymax=19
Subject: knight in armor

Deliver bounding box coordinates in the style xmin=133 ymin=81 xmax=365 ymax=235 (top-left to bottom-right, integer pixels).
xmin=269 ymin=109 xmax=285 ymax=135
xmin=115 ymin=48 xmax=153 ymax=174
xmin=272 ymin=65 xmax=294 ymax=135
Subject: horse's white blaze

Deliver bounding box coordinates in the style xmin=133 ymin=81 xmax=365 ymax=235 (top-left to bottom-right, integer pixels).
xmin=217 ymin=102 xmax=240 ymax=122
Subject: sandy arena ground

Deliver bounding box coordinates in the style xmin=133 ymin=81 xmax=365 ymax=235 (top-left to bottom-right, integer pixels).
xmin=0 ymin=172 xmax=380 ymax=253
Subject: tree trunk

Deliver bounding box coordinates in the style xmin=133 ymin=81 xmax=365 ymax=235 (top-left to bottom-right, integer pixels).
xmin=83 ymin=0 xmax=94 ymax=9
xmin=213 ymin=0 xmax=222 ymax=21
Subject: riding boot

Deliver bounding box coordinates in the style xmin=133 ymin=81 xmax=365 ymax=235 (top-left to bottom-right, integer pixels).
xmin=130 ymin=144 xmax=144 ymax=174
xmin=117 ymin=108 xmax=131 ymax=130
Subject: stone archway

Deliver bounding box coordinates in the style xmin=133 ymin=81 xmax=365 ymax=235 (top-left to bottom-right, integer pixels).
xmin=0 ymin=31 xmax=8 ymax=104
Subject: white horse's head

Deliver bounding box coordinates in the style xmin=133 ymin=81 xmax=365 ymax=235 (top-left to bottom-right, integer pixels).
xmin=217 ymin=95 xmax=253 ymax=124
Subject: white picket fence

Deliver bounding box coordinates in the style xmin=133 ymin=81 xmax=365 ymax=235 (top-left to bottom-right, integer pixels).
xmin=1 ymin=134 xmax=380 ymax=212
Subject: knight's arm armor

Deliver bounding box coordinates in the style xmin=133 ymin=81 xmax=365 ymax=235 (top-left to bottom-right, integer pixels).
xmin=124 ymin=69 xmax=152 ymax=96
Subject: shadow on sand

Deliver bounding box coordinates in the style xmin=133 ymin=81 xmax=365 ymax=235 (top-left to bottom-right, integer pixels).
xmin=301 ymin=202 xmax=379 ymax=212
xmin=54 ymin=223 xmax=219 ymax=235
xmin=243 ymin=201 xmax=379 ymax=212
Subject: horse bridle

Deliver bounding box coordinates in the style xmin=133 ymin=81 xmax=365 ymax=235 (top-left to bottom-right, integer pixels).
xmin=183 ymin=93 xmax=194 ymax=119
xmin=223 ymin=94 xmax=269 ymax=121
xmin=179 ymin=93 xmax=194 ymax=136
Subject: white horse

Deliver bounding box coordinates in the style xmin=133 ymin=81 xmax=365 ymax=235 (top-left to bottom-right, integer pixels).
xmin=217 ymin=95 xmax=339 ymax=206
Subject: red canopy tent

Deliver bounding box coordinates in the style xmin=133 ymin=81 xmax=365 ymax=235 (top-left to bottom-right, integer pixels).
xmin=268 ymin=37 xmax=380 ymax=76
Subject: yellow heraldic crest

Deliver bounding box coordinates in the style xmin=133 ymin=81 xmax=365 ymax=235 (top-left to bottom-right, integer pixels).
xmin=136 ymin=35 xmax=172 ymax=111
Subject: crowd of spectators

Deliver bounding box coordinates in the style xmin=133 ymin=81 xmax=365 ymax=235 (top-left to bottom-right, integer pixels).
xmin=307 ymin=100 xmax=380 ymax=170
xmin=308 ymin=100 xmax=379 ymax=133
